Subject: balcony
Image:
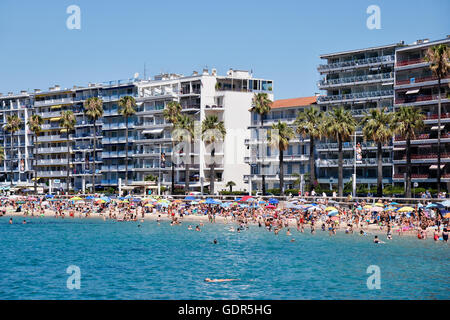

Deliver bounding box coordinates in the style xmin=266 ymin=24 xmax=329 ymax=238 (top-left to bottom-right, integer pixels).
xmin=36 ymin=134 xmax=71 ymax=142
xmin=37 ymin=170 xmax=67 ymax=178
xmin=34 ymin=98 xmax=73 ymax=107
xmin=316 ymin=141 xmax=393 ymax=151
xmin=394 ymin=153 xmax=450 ymax=163
xmin=36 ymin=147 xmax=69 ymax=154
xmin=318 ymin=55 xmax=394 ymax=72
xmin=38 ymin=111 xmax=64 ymax=118
xmin=318 ymin=72 xmax=393 ymax=88
xmin=395 ymin=58 xmax=426 ymax=67
xmin=395 ymin=93 xmax=449 ymax=105
xmin=317 ymin=90 xmax=394 ymax=104
xmin=36 ymin=159 xmax=68 ymax=166
xmin=317 ymin=158 xmax=392 ymax=167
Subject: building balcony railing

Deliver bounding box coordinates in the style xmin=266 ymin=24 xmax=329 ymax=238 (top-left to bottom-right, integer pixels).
xmin=318 ymin=72 xmax=393 ymax=87
xmin=317 ymin=158 xmax=392 ymax=167
xmin=36 ymin=135 xmax=72 ymax=142
xmin=36 ymin=170 xmax=67 ymax=177
xmin=395 ymin=75 xmax=447 ymax=86
xmin=395 ymin=94 xmax=449 ymax=105
xmin=318 ymin=90 xmax=394 ymax=103
xmin=318 ymin=55 xmax=394 ymax=72
xmin=316 ymin=141 xmax=393 ymax=150
xmin=425 ymin=113 xmax=450 ymax=121
xmin=393 ymin=173 xmax=429 ymax=179
xmin=36 ymin=147 xmax=69 ymax=154
xmin=36 ymin=159 xmax=68 ymax=166
xmin=395 ymin=153 xmax=450 ymax=161
xmin=38 ymin=111 xmax=65 ymax=118
xmin=394 ymin=133 xmax=450 ymax=142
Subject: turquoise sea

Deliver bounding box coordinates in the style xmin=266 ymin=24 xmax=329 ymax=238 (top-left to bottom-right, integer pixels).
xmin=0 ymin=216 xmax=448 ymax=300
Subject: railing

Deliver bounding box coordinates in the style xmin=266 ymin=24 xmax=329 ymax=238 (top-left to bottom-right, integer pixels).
xmin=34 ymin=98 xmax=73 ymax=107
xmin=396 ymin=153 xmax=450 ymax=160
xmin=316 ymin=141 xmax=392 ymax=150
xmin=36 ymin=159 xmax=67 ymax=166
xmin=38 ymin=111 xmax=63 ymax=118
xmin=319 ymin=72 xmax=393 ymax=87
xmin=318 ymin=90 xmax=394 ymax=103
xmin=37 ymin=170 xmax=67 ymax=177
xmin=318 ymin=55 xmax=394 ymax=71
xmin=36 ymin=147 xmax=69 ymax=153
xmin=394 ymin=174 xmax=429 ymax=179
xmin=36 ymin=135 xmax=71 ymax=142
xmin=317 ymin=158 xmax=392 ymax=166
xmin=395 ymin=94 xmax=448 ymax=105
xmin=396 ymin=58 xmax=425 ymax=67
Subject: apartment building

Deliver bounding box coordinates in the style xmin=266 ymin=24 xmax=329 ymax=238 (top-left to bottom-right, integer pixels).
xmin=393 ymin=37 xmax=450 ymax=190
xmin=316 ymin=43 xmax=400 ymax=190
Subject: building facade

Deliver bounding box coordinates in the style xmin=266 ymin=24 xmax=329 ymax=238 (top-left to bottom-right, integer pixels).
xmin=393 ymin=37 xmax=450 ymax=190
xmin=316 ymin=43 xmax=400 ymax=190
xmin=0 ymin=69 xmax=273 ymax=194
xmin=245 ymin=97 xmax=315 ymax=192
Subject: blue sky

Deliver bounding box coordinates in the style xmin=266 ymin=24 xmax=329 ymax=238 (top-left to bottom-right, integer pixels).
xmin=0 ymin=0 xmax=448 ymax=99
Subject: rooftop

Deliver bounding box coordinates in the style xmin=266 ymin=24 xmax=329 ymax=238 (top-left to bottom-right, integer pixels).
xmin=271 ymin=96 xmax=317 ymax=109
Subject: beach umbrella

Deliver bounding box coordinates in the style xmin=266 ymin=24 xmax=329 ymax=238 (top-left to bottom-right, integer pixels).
xmin=45 ymin=194 xmax=54 ymax=199
xmin=398 ymin=206 xmax=415 ymax=213
xmin=390 ymin=202 xmax=399 ymax=205
xmin=132 ymin=198 xmax=141 ymax=202
xmin=444 ymin=212 xmax=450 ymax=219
xmin=328 ymin=210 xmax=339 ymax=216
xmin=121 ymin=200 xmax=129 ymax=204
xmin=85 ymin=196 xmax=94 ymax=200
xmin=330 ymin=216 xmax=339 ymax=221
xmin=427 ymin=203 xmax=445 ymax=209
xmin=190 ymin=201 xmax=199 ymax=205
xmin=95 ymin=199 xmax=106 ymax=204
xmin=258 ymin=200 xmax=266 ymax=204
xmin=173 ymin=199 xmax=183 ymax=204
xmin=374 ymin=203 xmax=384 ymax=207
xmin=325 ymin=206 xmax=337 ymax=211
xmin=144 ymin=203 xmax=153 ymax=207
xmin=101 ymin=196 xmax=111 ymax=203
xmin=384 ymin=206 xmax=396 ymax=211
xmin=240 ymin=204 xmax=249 ymax=208
xmin=70 ymin=196 xmax=83 ymax=201
xmin=363 ymin=205 xmax=372 ymax=209
xmin=266 ymin=204 xmax=276 ymax=209
xmin=184 ymin=196 xmax=196 ymax=201
xmin=371 ymin=206 xmax=383 ymax=212
xmin=27 ymin=197 xmax=38 ymax=201
xmin=440 ymin=200 xmax=450 ymax=207
xmin=240 ymin=196 xmax=253 ymax=202
xmin=205 ymin=198 xmax=217 ymax=204
xmin=268 ymin=198 xmax=279 ymax=204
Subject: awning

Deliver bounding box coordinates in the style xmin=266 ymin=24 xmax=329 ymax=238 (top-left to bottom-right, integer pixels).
xmin=60 ymin=128 xmax=67 ymax=133
xmin=393 ymin=147 xmax=405 ymax=151
xmin=405 ymin=89 xmax=420 ymax=95
xmin=142 ymin=128 xmax=164 ymax=135
xmin=50 ymin=117 xmax=61 ymax=121
xmin=50 ymin=105 xmax=62 ymax=109
xmin=431 ymin=126 xmax=445 ymax=130
xmin=31 ymin=177 xmax=41 ymax=181
xmin=429 ymin=165 xmax=445 ymax=169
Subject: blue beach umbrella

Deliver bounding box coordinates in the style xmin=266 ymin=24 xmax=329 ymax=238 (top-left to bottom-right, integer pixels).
xmin=440 ymin=200 xmax=450 ymax=207
xmin=45 ymin=194 xmax=54 ymax=199
xmin=328 ymin=210 xmax=339 ymax=216
xmin=268 ymin=198 xmax=279 ymax=204
xmin=101 ymin=196 xmax=111 ymax=203
xmin=185 ymin=196 xmax=196 ymax=201
xmin=85 ymin=196 xmax=94 ymax=200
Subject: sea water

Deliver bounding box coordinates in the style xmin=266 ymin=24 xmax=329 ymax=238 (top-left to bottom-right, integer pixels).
xmin=0 ymin=216 xmax=448 ymax=299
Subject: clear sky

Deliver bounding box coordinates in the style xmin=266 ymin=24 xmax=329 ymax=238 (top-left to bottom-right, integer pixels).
xmin=0 ymin=0 xmax=448 ymax=99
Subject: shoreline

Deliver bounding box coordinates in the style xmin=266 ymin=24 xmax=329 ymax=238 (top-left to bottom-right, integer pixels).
xmin=2 ymin=208 xmax=439 ymax=239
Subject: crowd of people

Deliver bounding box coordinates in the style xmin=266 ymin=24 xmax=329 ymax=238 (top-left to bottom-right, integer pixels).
xmin=1 ymin=194 xmax=449 ymax=243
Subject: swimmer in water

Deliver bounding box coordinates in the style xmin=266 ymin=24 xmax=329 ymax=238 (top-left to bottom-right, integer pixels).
xmin=9 ymin=218 xmax=13 ymax=224
xmin=290 ymin=238 xmax=295 ymax=242
xmin=286 ymin=228 xmax=291 ymax=236
xmin=213 ymin=239 xmax=218 ymax=244
xmin=204 ymin=278 xmax=238 ymax=283
xmin=23 ymin=220 xmax=27 ymax=224
xmin=188 ymin=225 xmax=193 ymax=230
xmin=374 ymin=235 xmax=385 ymax=244
xmin=195 ymin=225 xmax=201 ymax=231
xmin=228 ymin=227 xmax=235 ymax=232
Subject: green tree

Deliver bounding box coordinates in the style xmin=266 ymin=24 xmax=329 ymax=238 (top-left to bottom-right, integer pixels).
xmin=4 ymin=115 xmax=22 ymax=186
xmin=268 ymin=121 xmax=295 ymax=196
xmin=250 ymin=93 xmax=272 ymax=195
xmin=323 ymin=107 xmax=356 ymax=197
xmin=295 ymin=106 xmax=323 ymax=192
xmin=27 ymin=114 xmax=43 ymax=193
xmin=118 ymin=96 xmax=137 ymax=187
xmin=174 ymin=114 xmax=194 ymax=192
xmin=163 ymin=101 xmax=182 ymax=194
xmin=202 ymin=115 xmax=226 ymax=195
xmin=361 ymin=108 xmax=394 ymax=197
xmin=60 ymin=110 xmax=76 ymax=194
xmin=392 ymin=106 xmax=425 ymax=198
xmin=425 ymin=44 xmax=450 ymax=193
xmin=84 ymin=97 xmax=103 ymax=193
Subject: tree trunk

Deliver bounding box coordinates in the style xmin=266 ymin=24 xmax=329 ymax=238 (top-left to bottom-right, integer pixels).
xmin=338 ymin=136 xmax=343 ymax=197
xmin=377 ymin=141 xmax=383 ymax=197
xmin=437 ymin=77 xmax=442 ymax=195
xmin=261 ymin=116 xmax=266 ymax=196
xmin=33 ymin=135 xmax=37 ymax=193
xmin=125 ymin=115 xmax=129 ymax=187
xmin=209 ymin=154 xmax=215 ymax=195
xmin=309 ymin=136 xmax=315 ymax=192
xmin=92 ymin=120 xmax=96 ymax=193
xmin=185 ymin=163 xmax=190 ymax=193
xmin=67 ymin=130 xmax=70 ymax=195
xmin=406 ymin=137 xmax=412 ymax=198
xmin=279 ymin=149 xmax=285 ymax=196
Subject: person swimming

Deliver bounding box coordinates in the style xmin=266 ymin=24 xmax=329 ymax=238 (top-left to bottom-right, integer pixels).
xmin=195 ymin=225 xmax=201 ymax=231
xmin=9 ymin=218 xmax=13 ymax=224
xmin=188 ymin=225 xmax=193 ymax=230
xmin=286 ymin=228 xmax=291 ymax=236
xmin=213 ymin=239 xmax=218 ymax=244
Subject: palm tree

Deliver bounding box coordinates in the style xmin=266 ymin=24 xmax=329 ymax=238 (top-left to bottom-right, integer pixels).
xmin=163 ymin=101 xmax=182 ymax=194
xmin=425 ymin=44 xmax=450 ymax=194
xmin=268 ymin=121 xmax=295 ymax=196
xmin=392 ymin=106 xmax=425 ymax=198
xmin=226 ymin=181 xmax=236 ymax=193
xmin=175 ymin=114 xmax=194 ymax=192
xmin=201 ymin=115 xmax=226 ymax=195
xmin=60 ymin=110 xmax=76 ymax=194
xmin=118 ymin=96 xmax=137 ymax=187
xmin=323 ymin=107 xmax=356 ymax=197
xmin=84 ymin=97 xmax=103 ymax=193
xmin=27 ymin=114 xmax=43 ymax=193
xmin=361 ymin=108 xmax=394 ymax=197
xmin=4 ymin=115 xmax=22 ymax=186
xmin=295 ymin=106 xmax=323 ymax=192
xmin=251 ymin=93 xmax=272 ymax=195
